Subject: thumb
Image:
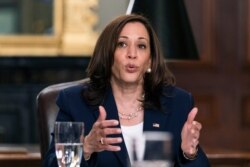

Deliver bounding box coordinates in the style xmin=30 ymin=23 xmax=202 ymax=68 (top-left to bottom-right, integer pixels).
xmin=187 ymin=107 xmax=198 ymax=124
xmin=97 ymin=105 xmax=107 ymax=121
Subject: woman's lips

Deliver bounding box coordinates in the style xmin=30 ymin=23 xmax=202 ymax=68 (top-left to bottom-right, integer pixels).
xmin=125 ymin=64 xmax=138 ymax=73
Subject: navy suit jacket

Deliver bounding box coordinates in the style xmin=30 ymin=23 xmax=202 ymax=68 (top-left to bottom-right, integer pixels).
xmin=43 ymin=84 xmax=210 ymax=167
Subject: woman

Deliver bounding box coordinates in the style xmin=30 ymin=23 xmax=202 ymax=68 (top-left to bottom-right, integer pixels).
xmin=44 ymin=14 xmax=210 ymax=166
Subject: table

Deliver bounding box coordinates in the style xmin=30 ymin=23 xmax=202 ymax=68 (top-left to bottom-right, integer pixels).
xmin=0 ymin=145 xmax=41 ymax=167
xmin=206 ymin=149 xmax=250 ymax=167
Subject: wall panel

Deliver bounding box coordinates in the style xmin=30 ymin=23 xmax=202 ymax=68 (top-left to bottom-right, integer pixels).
xmin=171 ymin=0 xmax=250 ymax=153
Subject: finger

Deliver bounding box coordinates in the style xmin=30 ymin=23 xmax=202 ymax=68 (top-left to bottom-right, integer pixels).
xmin=190 ymin=124 xmax=200 ymax=138
xmin=192 ymin=131 xmax=200 ymax=140
xmin=192 ymin=138 xmax=199 ymax=147
xmin=103 ymin=145 xmax=121 ymax=152
xmin=189 ymin=147 xmax=198 ymax=155
xmin=192 ymin=121 xmax=202 ymax=131
xmin=97 ymin=138 xmax=122 ymax=152
xmin=100 ymin=137 xmax=122 ymax=145
xmin=97 ymin=106 xmax=107 ymax=122
xmin=95 ymin=120 xmax=119 ymax=130
xmin=187 ymin=107 xmax=198 ymax=124
xmin=103 ymin=128 xmax=122 ymax=136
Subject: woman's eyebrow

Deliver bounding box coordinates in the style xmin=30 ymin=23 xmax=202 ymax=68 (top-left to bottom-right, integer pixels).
xmin=118 ymin=36 xmax=148 ymax=42
xmin=118 ymin=36 xmax=128 ymax=39
xmin=139 ymin=37 xmax=148 ymax=40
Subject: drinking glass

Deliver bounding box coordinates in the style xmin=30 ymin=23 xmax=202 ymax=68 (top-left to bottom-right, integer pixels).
xmin=131 ymin=131 xmax=173 ymax=167
xmin=54 ymin=122 xmax=84 ymax=167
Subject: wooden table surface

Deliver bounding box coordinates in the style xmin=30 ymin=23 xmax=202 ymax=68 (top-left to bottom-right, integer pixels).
xmin=0 ymin=145 xmax=250 ymax=167
xmin=0 ymin=144 xmax=41 ymax=167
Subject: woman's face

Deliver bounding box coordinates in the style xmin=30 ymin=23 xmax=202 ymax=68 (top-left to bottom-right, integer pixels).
xmin=111 ymin=22 xmax=151 ymax=86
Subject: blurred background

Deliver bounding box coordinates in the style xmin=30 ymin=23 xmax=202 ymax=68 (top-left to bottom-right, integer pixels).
xmin=0 ymin=0 xmax=250 ymax=166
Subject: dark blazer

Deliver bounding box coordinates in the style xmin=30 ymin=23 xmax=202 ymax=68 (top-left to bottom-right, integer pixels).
xmin=43 ymin=84 xmax=210 ymax=167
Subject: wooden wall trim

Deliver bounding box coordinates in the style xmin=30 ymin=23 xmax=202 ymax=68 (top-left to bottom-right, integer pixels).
xmin=242 ymin=96 xmax=250 ymax=127
xmin=170 ymin=0 xmax=216 ymax=69
xmin=194 ymin=95 xmax=218 ymax=127
xmin=200 ymin=0 xmax=216 ymax=64
xmin=246 ymin=0 xmax=250 ymax=67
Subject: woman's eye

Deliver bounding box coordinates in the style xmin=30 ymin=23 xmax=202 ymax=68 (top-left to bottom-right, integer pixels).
xmin=138 ymin=44 xmax=146 ymax=49
xmin=117 ymin=42 xmax=127 ymax=48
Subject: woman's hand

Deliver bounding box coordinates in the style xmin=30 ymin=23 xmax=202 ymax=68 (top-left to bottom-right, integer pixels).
xmin=181 ymin=107 xmax=202 ymax=159
xmin=83 ymin=106 xmax=122 ymax=160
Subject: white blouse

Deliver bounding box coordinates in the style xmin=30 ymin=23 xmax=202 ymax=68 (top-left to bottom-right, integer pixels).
xmin=121 ymin=122 xmax=145 ymax=164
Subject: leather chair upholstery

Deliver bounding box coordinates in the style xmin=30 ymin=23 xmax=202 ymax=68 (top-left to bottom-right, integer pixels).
xmin=36 ymin=78 xmax=89 ymax=159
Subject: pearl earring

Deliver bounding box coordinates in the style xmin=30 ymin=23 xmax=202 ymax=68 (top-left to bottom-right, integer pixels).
xmin=146 ymin=68 xmax=151 ymax=73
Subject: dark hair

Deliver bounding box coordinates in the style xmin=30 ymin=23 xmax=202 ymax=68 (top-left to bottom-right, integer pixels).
xmin=84 ymin=14 xmax=175 ymax=109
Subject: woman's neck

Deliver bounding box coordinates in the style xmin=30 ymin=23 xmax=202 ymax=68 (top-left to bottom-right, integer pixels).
xmin=111 ymin=81 xmax=144 ymax=126
xmin=111 ymin=80 xmax=143 ymax=103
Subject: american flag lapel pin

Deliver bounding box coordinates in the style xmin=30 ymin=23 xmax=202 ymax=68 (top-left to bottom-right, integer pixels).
xmin=153 ymin=123 xmax=160 ymax=128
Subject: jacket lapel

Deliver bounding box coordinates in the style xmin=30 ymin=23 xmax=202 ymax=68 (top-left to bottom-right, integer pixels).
xmin=143 ymin=93 xmax=174 ymax=132
xmin=102 ymin=88 xmax=130 ymax=167
xmin=143 ymin=108 xmax=169 ymax=132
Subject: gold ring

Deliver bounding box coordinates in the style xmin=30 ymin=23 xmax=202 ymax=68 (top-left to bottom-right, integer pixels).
xmin=100 ymin=137 xmax=104 ymax=145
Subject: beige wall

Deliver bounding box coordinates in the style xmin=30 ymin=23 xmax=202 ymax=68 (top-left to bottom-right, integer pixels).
xmin=98 ymin=0 xmax=129 ymax=31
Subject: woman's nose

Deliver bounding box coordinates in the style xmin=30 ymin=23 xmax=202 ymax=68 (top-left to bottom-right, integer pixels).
xmin=127 ymin=46 xmax=137 ymax=59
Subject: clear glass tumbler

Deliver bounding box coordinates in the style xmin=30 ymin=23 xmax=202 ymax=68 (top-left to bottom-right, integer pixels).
xmin=54 ymin=121 xmax=84 ymax=167
xmin=131 ymin=131 xmax=173 ymax=167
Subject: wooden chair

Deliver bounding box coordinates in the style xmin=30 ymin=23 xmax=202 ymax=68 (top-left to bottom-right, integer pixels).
xmin=36 ymin=78 xmax=89 ymax=159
